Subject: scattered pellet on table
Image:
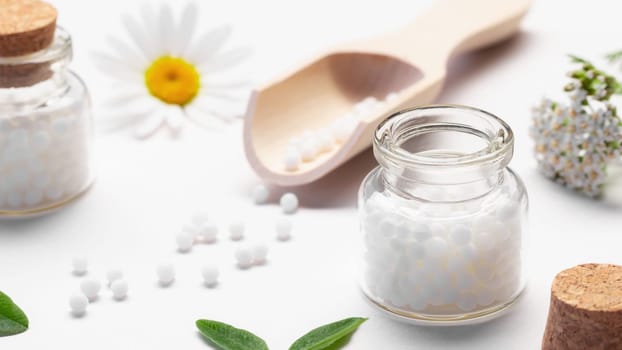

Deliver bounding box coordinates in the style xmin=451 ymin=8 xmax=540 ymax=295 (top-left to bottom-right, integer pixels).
xmin=252 ymin=243 xmax=269 ymax=265
xmin=110 ymin=279 xmax=128 ymax=300
xmin=197 ymin=222 xmax=218 ymax=243
xmin=106 ymin=269 xmax=123 ymax=286
xmin=201 ymin=265 xmax=219 ymax=287
xmin=156 ymin=263 xmax=175 ymax=286
xmin=280 ymin=193 xmax=298 ymax=214
xmin=176 ymin=232 xmax=194 ymax=252
xmin=234 ymin=246 xmax=254 ymax=269
xmin=72 ymin=257 xmax=88 ymax=276
xmin=191 ymin=210 xmax=209 ymax=226
xmin=182 ymin=222 xmax=198 ymax=236
xmin=69 ymin=294 xmax=88 ymax=316
xmin=229 ymin=220 xmax=245 ymax=241
xmin=80 ymin=279 xmax=101 ymax=301
xmin=252 ymin=184 xmax=270 ymax=204
xmin=275 ymin=217 xmax=292 ymax=241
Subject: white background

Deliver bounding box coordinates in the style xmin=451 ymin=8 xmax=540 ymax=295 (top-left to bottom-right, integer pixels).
xmin=2 ymin=0 xmax=622 ymax=349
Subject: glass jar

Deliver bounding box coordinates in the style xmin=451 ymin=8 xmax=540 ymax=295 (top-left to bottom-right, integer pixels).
xmin=358 ymin=105 xmax=528 ymax=325
xmin=0 ymin=27 xmax=93 ymax=216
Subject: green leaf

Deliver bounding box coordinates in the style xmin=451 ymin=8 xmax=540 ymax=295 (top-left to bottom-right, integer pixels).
xmin=0 ymin=291 xmax=29 ymax=337
xmin=196 ymin=319 xmax=269 ymax=350
xmin=289 ymin=317 xmax=367 ymax=350
xmin=568 ymin=54 xmax=591 ymax=65
xmin=606 ymin=50 xmax=622 ymax=63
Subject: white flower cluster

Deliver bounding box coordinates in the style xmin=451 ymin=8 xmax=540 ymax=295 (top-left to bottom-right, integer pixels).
xmin=530 ymin=85 xmax=622 ymax=197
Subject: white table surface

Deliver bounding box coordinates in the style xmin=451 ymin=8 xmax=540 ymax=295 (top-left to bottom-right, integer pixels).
xmin=2 ymin=0 xmax=622 ymax=349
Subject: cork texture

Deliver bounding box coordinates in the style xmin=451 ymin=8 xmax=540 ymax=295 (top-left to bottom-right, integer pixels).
xmin=0 ymin=62 xmax=52 ymax=88
xmin=0 ymin=0 xmax=57 ymax=57
xmin=542 ymin=264 xmax=622 ymax=350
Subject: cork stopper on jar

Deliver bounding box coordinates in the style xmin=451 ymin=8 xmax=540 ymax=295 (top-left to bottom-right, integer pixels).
xmin=0 ymin=0 xmax=57 ymax=57
xmin=542 ymin=263 xmax=622 ymax=350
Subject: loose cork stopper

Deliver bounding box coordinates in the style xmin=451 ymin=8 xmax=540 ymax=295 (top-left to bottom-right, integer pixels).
xmin=542 ymin=263 xmax=622 ymax=350
xmin=0 ymin=0 xmax=57 ymax=57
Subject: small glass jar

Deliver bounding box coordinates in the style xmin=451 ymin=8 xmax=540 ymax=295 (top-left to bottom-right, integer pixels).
xmin=358 ymin=105 xmax=528 ymax=325
xmin=0 ymin=27 xmax=93 ymax=216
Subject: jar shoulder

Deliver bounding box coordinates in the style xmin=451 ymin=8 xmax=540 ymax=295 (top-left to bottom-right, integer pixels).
xmin=359 ymin=167 xmax=528 ymax=216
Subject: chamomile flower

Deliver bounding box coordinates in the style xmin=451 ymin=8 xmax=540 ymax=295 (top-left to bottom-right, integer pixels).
xmin=94 ymin=2 xmax=251 ymax=138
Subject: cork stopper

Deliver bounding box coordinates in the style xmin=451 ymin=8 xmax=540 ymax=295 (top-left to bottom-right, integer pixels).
xmin=0 ymin=0 xmax=57 ymax=57
xmin=542 ymin=263 xmax=622 ymax=350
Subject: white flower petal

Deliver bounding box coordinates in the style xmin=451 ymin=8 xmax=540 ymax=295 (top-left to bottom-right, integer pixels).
xmin=97 ymin=96 xmax=159 ymax=132
xmin=138 ymin=3 xmax=161 ymax=57
xmin=158 ymin=3 xmax=175 ymax=55
xmin=102 ymin=92 xmax=155 ymax=113
xmin=184 ymin=103 xmax=226 ymax=129
xmin=165 ymin=105 xmax=185 ymax=131
xmin=105 ymin=35 xmax=148 ymax=70
xmin=134 ymin=111 xmax=165 ymax=139
xmin=91 ymin=51 xmax=141 ymax=81
xmin=99 ymin=85 xmax=148 ymax=107
xmin=199 ymin=75 xmax=250 ymax=90
xmin=198 ymin=47 xmax=252 ymax=72
xmin=186 ymin=25 xmax=232 ymax=64
xmin=191 ymin=95 xmax=244 ymax=119
xmin=122 ymin=12 xmax=157 ymax=60
xmin=174 ymin=2 xmax=198 ymax=56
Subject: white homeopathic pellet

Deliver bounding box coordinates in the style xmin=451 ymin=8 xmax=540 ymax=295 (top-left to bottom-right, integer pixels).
xmin=300 ymin=141 xmax=317 ymax=162
xmin=197 ymin=222 xmax=218 ymax=243
xmin=252 ymin=184 xmax=270 ymax=204
xmin=106 ymin=269 xmax=123 ymax=286
xmin=284 ymin=148 xmax=301 ymax=171
xmin=361 ymin=190 xmax=524 ymax=316
xmin=71 ymin=257 xmax=88 ymax=275
xmin=176 ymin=232 xmax=194 ymax=252
xmin=69 ymin=294 xmax=88 ymax=316
xmin=182 ymin=222 xmax=198 ymax=236
xmin=111 ymin=279 xmax=129 ymax=300
xmin=229 ymin=220 xmax=245 ymax=241
xmin=385 ymin=92 xmax=399 ymax=103
xmin=192 ymin=210 xmax=209 ymax=226
xmin=252 ymin=243 xmax=269 ymax=265
xmin=156 ymin=263 xmax=175 ymax=286
xmin=80 ymin=279 xmax=101 ymax=301
xmin=234 ymin=247 xmax=254 ymax=269
xmin=280 ymin=193 xmax=299 ymax=214
xmin=316 ymin=130 xmax=334 ymax=153
xmin=201 ymin=265 xmax=220 ymax=286
xmin=275 ymin=217 xmax=293 ymax=241
xmin=449 ymin=225 xmax=472 ymax=246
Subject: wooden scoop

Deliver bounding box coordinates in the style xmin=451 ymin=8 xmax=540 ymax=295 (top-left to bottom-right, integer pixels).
xmin=244 ymin=0 xmax=531 ymax=186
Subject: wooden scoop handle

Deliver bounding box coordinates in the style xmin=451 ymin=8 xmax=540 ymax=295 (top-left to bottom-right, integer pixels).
xmin=351 ymin=0 xmax=532 ymax=69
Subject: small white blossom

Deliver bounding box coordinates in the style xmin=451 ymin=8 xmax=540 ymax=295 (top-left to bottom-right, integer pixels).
xmin=531 ymin=94 xmax=621 ymax=197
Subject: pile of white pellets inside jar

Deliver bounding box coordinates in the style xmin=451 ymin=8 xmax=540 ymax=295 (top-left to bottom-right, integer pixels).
xmin=362 ymin=189 xmax=523 ymax=314
xmin=68 ymin=184 xmax=298 ymax=316
xmin=283 ymin=93 xmax=400 ymax=171
xmin=0 ymin=97 xmax=91 ymax=211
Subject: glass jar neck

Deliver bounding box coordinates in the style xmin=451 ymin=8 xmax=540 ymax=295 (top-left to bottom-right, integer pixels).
xmin=373 ymin=105 xmax=514 ymax=201
xmin=0 ymin=27 xmax=72 ymax=110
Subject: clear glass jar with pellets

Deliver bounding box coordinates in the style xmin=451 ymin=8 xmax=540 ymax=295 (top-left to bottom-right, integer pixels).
xmin=358 ymin=105 xmax=529 ymax=325
xmin=0 ymin=0 xmax=93 ymax=216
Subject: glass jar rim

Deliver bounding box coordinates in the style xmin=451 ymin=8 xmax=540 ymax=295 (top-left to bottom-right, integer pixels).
xmin=373 ymin=104 xmax=514 ymax=169
xmin=0 ymin=26 xmax=71 ymax=66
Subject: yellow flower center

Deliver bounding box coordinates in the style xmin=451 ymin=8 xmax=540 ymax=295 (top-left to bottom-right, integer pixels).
xmin=144 ymin=56 xmax=200 ymax=106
